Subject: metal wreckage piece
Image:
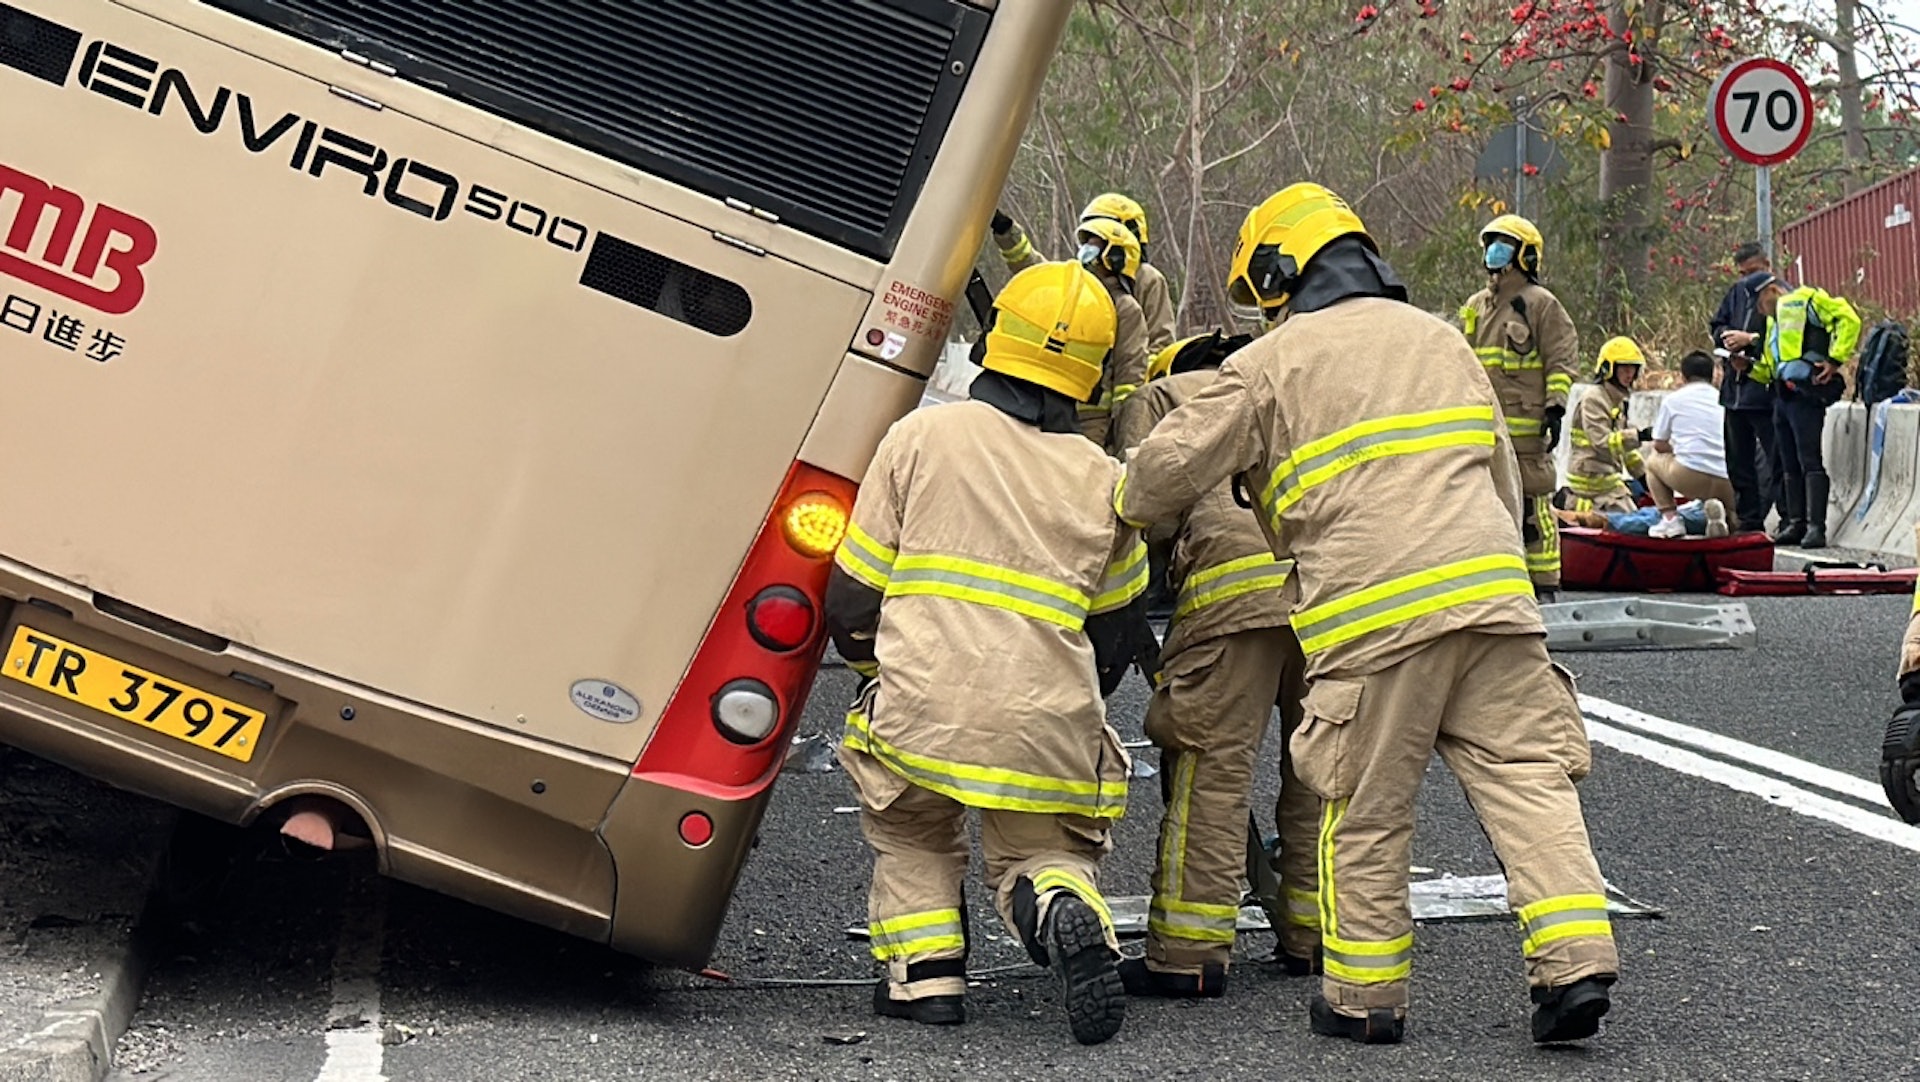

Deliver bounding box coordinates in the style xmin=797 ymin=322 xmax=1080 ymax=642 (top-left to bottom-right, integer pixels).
xmin=1541 ymin=597 xmax=1756 ymax=651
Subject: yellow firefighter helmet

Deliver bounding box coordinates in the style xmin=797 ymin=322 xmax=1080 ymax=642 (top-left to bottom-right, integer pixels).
xmin=1076 ymin=217 xmax=1142 ymax=283
xmin=1480 ymin=213 xmax=1545 ymax=278
xmin=1594 ymin=335 xmax=1646 ymax=382
xmin=982 ymin=261 xmax=1116 ymax=401
xmin=1080 ymin=192 xmax=1149 ymax=244
xmin=1227 ymin=183 xmax=1373 ymax=318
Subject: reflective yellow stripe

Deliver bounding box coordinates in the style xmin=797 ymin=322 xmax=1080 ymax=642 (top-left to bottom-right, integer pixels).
xmin=869 ymin=908 xmax=966 ymax=960
xmin=1515 ymin=894 xmax=1613 ymax=956
xmin=1148 ymin=899 xmax=1239 ymax=944
xmin=1000 ymin=233 xmax=1034 ymax=265
xmin=1528 ymin=495 xmax=1560 ymax=574
xmin=1458 ymin=303 xmax=1479 ymax=336
xmin=887 ymin=553 xmax=1092 ymax=631
xmin=1323 ymin=932 xmax=1414 ymax=984
xmin=1112 ymin=382 xmax=1140 ymax=403
xmin=1317 ymin=797 xmax=1344 ymax=938
xmin=1113 ymin=469 xmax=1146 ymax=528
xmin=1506 ymin=416 xmax=1544 ymax=437
xmin=1569 ymin=427 xmax=1594 ymax=448
xmin=1567 ymin=472 xmax=1625 ymax=497
xmin=1262 ymin=406 xmax=1498 ymax=525
xmin=1285 ymin=885 xmax=1320 ymax=929
xmin=1032 ymin=868 xmax=1114 ymax=931
xmin=843 ymin=709 xmax=1127 ymax=818
xmin=847 ymin=658 xmax=879 ymax=678
xmin=1624 ymin=449 xmax=1644 ymax=474
xmin=1317 ymin=797 xmax=1412 ymax=983
xmin=1546 ymin=373 xmax=1574 ymax=396
xmin=834 ymin=521 xmax=897 ymax=591
xmin=1092 ymin=538 xmax=1150 ymax=613
xmin=1291 ymin=553 xmax=1533 ymax=655
xmin=1476 ymin=345 xmax=1542 ymax=371
xmin=1174 ymin=553 xmax=1293 ymax=620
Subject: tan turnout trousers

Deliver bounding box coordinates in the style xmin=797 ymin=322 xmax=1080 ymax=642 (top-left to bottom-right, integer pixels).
xmin=1645 ymin=451 xmax=1740 ymax=527
xmin=849 ymin=751 xmax=1114 ymax=1001
xmin=1290 ymin=631 xmax=1618 ymax=1015
xmin=1144 ymin=626 xmax=1315 ymax=971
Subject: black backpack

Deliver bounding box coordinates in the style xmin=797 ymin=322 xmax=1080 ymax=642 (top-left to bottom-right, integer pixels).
xmin=1856 ymin=319 xmax=1912 ymax=406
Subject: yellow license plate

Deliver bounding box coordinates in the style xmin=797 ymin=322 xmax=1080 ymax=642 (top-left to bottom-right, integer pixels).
xmin=3 ymin=625 xmax=267 ymax=762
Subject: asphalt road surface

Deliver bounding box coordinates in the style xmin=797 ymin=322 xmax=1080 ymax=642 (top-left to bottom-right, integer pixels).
xmin=105 ymin=592 xmax=1920 ymax=1081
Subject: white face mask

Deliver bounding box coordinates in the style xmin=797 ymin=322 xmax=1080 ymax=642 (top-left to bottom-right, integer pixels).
xmin=1076 ymin=242 xmax=1105 ymax=270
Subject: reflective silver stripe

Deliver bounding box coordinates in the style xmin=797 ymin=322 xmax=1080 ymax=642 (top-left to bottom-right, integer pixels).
xmin=1292 ymin=558 xmax=1531 ymax=645
xmin=842 ymin=712 xmax=1125 ymax=817
xmin=1175 ymin=556 xmax=1292 ymax=618
xmin=1269 ymin=413 xmax=1498 ymax=509
xmin=1522 ymin=907 xmax=1609 ymax=935
xmin=1322 ymin=944 xmax=1412 ymax=970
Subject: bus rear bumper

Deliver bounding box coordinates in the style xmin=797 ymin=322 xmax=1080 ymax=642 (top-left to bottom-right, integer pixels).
xmin=601 ymin=769 xmax=781 ymax=969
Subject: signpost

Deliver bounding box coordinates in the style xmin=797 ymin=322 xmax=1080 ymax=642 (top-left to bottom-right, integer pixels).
xmin=1709 ymin=58 xmax=1815 ymax=259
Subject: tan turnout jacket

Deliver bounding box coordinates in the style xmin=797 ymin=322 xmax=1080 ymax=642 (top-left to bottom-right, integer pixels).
xmin=1116 ymin=297 xmax=1540 ymax=679
xmin=1565 ymin=381 xmax=1643 ymax=500
xmin=1460 ymin=274 xmax=1580 ymax=455
xmin=833 ymin=401 xmax=1148 ymax=819
xmin=1116 ymin=369 xmax=1292 ymax=660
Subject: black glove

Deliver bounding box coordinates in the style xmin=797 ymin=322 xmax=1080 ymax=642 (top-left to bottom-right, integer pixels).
xmin=1637 ymin=426 xmax=1654 ymax=443
xmin=1541 ymin=406 xmax=1564 ymax=451
xmin=991 ymin=209 xmax=1013 ymax=236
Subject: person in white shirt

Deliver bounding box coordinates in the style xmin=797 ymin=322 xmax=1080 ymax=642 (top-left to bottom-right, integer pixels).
xmin=1647 ymin=351 xmax=1738 ymax=538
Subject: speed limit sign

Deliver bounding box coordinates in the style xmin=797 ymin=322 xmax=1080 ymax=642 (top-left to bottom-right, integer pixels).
xmin=1710 ymin=58 xmax=1814 ymax=167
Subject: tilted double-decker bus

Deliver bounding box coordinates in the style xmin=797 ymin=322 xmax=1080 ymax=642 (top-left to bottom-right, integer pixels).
xmin=0 ymin=0 xmax=1068 ymax=966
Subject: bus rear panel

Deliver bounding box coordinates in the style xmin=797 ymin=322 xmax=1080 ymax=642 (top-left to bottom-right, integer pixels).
xmin=0 ymin=0 xmax=1068 ymax=964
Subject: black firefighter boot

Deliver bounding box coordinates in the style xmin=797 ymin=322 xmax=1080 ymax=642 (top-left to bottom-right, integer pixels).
xmin=872 ymin=957 xmax=967 ymax=1026
xmin=1117 ymin=957 xmax=1227 ymax=998
xmin=1530 ymin=974 xmax=1615 ymax=1043
xmin=1771 ymin=473 xmax=1807 ymax=546
xmin=1013 ymin=878 xmax=1125 ymax=1045
xmin=1800 ymin=471 xmax=1831 ymax=548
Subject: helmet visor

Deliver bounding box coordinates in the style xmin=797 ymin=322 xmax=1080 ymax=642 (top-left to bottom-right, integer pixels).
xmin=1484 ymin=239 xmax=1518 ymax=271
xmin=1227 ymin=273 xmax=1268 ymax=322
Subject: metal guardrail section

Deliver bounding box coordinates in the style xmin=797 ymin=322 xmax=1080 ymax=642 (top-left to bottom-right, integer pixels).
xmin=1541 ymin=597 xmax=1757 ymax=650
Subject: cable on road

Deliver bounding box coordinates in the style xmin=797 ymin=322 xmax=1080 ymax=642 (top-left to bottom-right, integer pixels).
xmin=694 ymin=962 xmax=1044 ymax=988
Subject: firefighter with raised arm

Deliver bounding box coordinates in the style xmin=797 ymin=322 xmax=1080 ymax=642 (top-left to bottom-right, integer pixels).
xmin=1564 ymin=337 xmax=1648 ymax=513
xmin=1459 ymin=215 xmax=1581 ymax=600
xmin=824 ymin=260 xmax=1150 ymax=1046
xmin=1110 ymin=331 xmax=1320 ymax=997
xmin=1114 ymin=185 xmax=1619 ymax=1046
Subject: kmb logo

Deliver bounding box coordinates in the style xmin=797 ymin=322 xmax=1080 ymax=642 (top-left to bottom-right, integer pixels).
xmin=0 ymin=162 xmax=156 ymax=316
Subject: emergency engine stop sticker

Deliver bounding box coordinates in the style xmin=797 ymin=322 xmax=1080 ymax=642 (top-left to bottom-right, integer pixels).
xmin=570 ymin=679 xmax=640 ymax=723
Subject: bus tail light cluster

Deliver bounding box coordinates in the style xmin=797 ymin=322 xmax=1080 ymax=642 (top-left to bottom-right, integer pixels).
xmin=633 ymin=462 xmax=856 ymax=797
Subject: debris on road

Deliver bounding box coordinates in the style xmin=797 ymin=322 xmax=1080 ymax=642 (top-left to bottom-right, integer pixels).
xmin=783 ymin=733 xmax=839 ymax=774
xmin=820 ymin=1030 xmax=868 ymax=1045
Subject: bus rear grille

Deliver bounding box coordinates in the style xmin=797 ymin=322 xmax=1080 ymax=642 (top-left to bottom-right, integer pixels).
xmin=199 ymin=0 xmax=987 ymax=260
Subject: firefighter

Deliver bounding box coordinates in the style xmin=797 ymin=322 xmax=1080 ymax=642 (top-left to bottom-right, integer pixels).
xmin=1114 ymin=184 xmax=1619 ymax=1045
xmin=993 ymin=207 xmax=1155 ymax=449
xmin=996 ymin=194 xmax=1176 ymax=353
xmin=825 ymin=260 xmax=1149 ymax=1046
xmin=1109 ymin=330 xmax=1319 ymax=997
xmin=1564 ymin=337 xmax=1647 ymax=514
xmin=1747 ymin=274 xmax=1861 ymax=548
xmin=1460 ymin=215 xmax=1581 ymax=600
xmin=1883 ymin=528 xmax=1920 ymax=824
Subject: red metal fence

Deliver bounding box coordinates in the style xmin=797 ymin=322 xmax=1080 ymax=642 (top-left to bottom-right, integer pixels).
xmin=1779 ymin=164 xmax=1920 ymax=318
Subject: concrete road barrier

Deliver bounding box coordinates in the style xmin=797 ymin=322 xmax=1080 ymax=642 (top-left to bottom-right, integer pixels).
xmin=1825 ymin=403 xmax=1870 ymax=537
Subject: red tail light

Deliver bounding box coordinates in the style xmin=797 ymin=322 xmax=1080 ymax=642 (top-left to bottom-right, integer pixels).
xmin=632 ymin=461 xmax=857 ymax=795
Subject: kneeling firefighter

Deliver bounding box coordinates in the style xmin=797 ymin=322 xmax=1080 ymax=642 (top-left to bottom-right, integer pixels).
xmin=1564 ymin=337 xmax=1647 ymax=514
xmin=1111 ymin=330 xmax=1320 ymax=997
xmin=1113 ymin=183 xmax=1619 ymax=1045
xmin=825 ymin=260 xmax=1151 ymax=1046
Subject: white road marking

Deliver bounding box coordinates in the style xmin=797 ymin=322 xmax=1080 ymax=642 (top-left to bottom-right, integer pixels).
xmin=315 ymin=876 xmax=389 ymax=1082
xmin=1581 ymin=703 xmax=1920 ymax=854
xmin=1581 ymin=694 xmax=1890 ymax=808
